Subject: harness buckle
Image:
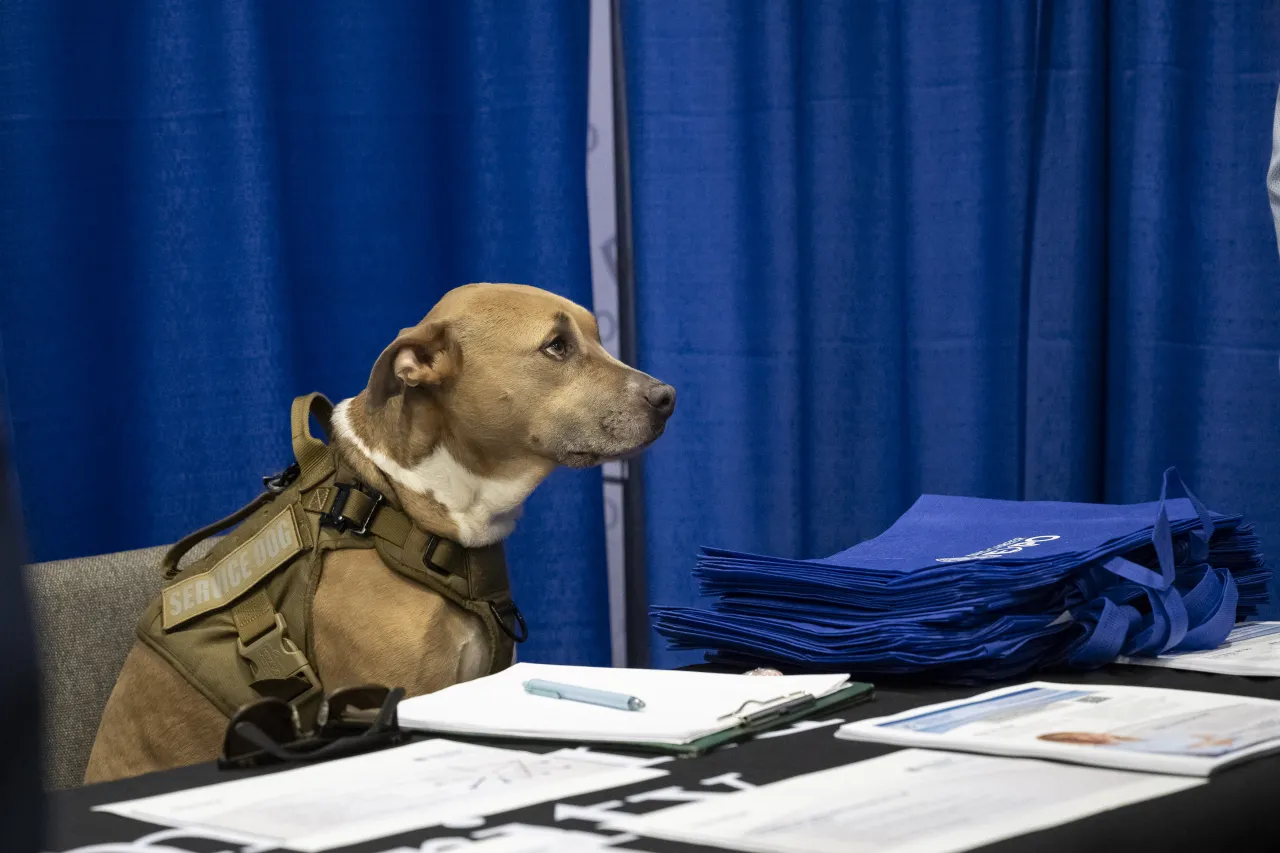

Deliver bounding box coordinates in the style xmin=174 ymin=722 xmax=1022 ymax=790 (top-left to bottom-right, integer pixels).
xmin=320 ymin=483 xmax=383 ymax=536
xmin=237 ymin=614 xmax=323 ymax=707
xmin=423 ymin=535 xmax=448 ymax=575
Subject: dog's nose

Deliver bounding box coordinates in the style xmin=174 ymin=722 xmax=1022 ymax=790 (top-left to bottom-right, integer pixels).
xmin=645 ymin=383 xmax=676 ymax=416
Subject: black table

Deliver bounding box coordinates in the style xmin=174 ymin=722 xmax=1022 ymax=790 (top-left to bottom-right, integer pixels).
xmin=48 ymin=666 xmax=1280 ymax=853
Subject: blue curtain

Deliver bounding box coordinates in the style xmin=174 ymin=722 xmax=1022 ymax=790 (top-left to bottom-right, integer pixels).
xmin=0 ymin=1 xmax=610 ymax=665
xmin=624 ymin=0 xmax=1280 ymax=667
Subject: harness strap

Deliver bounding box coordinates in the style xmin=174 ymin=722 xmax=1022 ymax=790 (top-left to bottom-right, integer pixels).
xmin=304 ymin=484 xmax=507 ymax=597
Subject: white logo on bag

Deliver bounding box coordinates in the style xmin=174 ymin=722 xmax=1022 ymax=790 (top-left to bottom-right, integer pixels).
xmin=936 ymin=535 xmax=1061 ymax=563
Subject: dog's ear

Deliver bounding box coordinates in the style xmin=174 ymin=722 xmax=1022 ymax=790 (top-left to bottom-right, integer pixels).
xmin=366 ymin=321 xmax=459 ymax=409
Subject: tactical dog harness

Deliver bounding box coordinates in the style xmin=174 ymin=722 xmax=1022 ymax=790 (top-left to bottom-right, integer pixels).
xmin=136 ymin=393 xmax=527 ymax=730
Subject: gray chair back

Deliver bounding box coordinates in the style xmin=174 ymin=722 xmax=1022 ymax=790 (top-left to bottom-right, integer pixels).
xmin=25 ymin=541 xmax=213 ymax=789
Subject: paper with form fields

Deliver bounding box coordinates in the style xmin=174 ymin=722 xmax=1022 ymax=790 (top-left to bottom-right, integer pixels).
xmin=1117 ymin=621 xmax=1280 ymax=676
xmin=94 ymin=739 xmax=667 ymax=852
xmin=606 ymin=749 xmax=1201 ymax=853
xmin=397 ymin=662 xmax=851 ymax=745
xmin=837 ymin=681 xmax=1280 ymax=776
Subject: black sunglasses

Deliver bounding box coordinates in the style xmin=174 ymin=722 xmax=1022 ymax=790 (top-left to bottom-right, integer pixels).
xmin=219 ymin=684 xmax=408 ymax=769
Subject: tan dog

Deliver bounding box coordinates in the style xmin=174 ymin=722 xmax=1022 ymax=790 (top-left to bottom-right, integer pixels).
xmin=84 ymin=283 xmax=675 ymax=783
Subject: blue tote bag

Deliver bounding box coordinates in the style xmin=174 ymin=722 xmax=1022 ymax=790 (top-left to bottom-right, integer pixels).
xmin=653 ymin=469 xmax=1265 ymax=681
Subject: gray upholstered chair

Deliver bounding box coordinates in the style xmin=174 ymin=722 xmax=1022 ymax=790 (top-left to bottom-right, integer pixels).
xmin=24 ymin=540 xmax=213 ymax=789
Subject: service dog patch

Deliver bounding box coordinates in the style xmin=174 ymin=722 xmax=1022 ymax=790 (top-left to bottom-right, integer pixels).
xmin=162 ymin=505 xmax=304 ymax=630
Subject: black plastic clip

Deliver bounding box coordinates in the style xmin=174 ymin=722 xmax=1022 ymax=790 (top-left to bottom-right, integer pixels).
xmin=320 ymin=483 xmax=383 ymax=536
xmin=263 ymin=462 xmax=301 ymax=495
xmin=491 ymin=600 xmax=529 ymax=643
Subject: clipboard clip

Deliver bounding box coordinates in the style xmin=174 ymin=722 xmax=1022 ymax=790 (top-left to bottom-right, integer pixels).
xmin=717 ymin=691 xmax=817 ymax=727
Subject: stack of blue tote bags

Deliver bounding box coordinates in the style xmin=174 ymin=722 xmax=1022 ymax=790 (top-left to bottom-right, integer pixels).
xmin=653 ymin=469 xmax=1270 ymax=682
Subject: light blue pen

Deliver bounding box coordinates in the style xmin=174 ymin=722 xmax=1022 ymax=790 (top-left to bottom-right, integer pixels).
xmin=523 ymin=679 xmax=646 ymax=712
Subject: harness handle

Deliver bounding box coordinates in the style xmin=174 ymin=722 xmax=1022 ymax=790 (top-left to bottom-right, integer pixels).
xmin=162 ymin=394 xmax=336 ymax=579
xmin=161 ymin=493 xmax=273 ymax=579
xmin=291 ymin=393 xmax=336 ymax=490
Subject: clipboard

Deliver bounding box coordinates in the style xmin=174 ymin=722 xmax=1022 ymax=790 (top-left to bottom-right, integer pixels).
xmin=445 ymin=681 xmax=875 ymax=758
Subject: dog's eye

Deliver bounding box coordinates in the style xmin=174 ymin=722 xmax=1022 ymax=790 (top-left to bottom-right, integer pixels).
xmin=542 ymin=336 xmax=568 ymax=360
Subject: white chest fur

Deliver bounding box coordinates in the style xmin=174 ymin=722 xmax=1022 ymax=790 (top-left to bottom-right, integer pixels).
xmin=331 ymin=399 xmax=531 ymax=546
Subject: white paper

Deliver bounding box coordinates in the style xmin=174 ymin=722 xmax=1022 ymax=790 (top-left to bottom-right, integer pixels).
xmin=837 ymin=681 xmax=1280 ymax=776
xmin=95 ymin=739 xmax=667 ymax=852
xmin=546 ymin=746 xmax=674 ymax=768
xmin=397 ymin=663 xmax=851 ymax=745
xmin=458 ymin=825 xmax=656 ymax=852
xmin=1118 ymin=621 xmax=1280 ymax=676
xmin=605 ymin=749 xmax=1200 ymax=853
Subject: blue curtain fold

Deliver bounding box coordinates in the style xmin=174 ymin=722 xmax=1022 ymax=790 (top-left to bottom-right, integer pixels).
xmin=624 ymin=0 xmax=1280 ymax=667
xmin=0 ymin=0 xmax=610 ymax=665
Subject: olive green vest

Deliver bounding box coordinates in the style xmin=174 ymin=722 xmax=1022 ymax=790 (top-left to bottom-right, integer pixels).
xmin=136 ymin=393 xmax=526 ymax=730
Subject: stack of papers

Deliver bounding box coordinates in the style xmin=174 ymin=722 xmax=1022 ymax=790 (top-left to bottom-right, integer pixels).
xmin=652 ymin=468 xmax=1269 ymax=681
xmin=607 ymin=749 xmax=1201 ymax=853
xmin=397 ymin=663 xmax=870 ymax=752
xmin=97 ymin=739 xmax=669 ymax=852
xmin=836 ymin=681 xmax=1280 ymax=776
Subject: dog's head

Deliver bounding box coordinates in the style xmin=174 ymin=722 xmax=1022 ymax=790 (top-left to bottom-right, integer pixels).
xmin=365 ymin=283 xmax=675 ymax=470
